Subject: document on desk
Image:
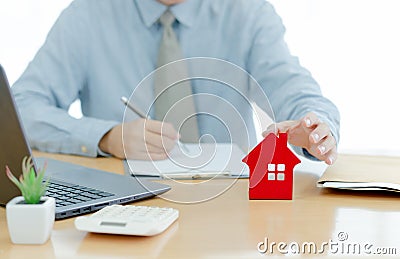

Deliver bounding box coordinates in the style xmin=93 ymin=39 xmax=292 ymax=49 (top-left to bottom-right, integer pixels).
xmin=126 ymin=143 xmax=249 ymax=179
xmin=317 ymin=155 xmax=400 ymax=192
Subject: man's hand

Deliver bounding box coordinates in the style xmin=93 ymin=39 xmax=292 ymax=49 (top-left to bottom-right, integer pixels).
xmin=99 ymin=119 xmax=179 ymax=160
xmin=262 ymin=112 xmax=337 ymax=165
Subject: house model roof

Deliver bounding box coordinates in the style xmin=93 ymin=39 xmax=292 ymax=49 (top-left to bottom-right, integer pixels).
xmin=242 ymin=132 xmax=301 ymax=189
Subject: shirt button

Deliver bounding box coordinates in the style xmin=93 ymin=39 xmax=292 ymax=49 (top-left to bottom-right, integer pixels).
xmin=81 ymin=146 xmax=88 ymax=153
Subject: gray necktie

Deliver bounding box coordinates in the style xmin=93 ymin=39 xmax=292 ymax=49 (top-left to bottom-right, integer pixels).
xmin=154 ymin=10 xmax=199 ymax=143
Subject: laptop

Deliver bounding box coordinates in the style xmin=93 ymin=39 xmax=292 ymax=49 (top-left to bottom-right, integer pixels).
xmin=0 ymin=65 xmax=170 ymax=219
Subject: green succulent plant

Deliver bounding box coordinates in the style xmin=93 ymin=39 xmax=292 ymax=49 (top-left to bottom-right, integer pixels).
xmin=5 ymin=156 xmax=49 ymax=204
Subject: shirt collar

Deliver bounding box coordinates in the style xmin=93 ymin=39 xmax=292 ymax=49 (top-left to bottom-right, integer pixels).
xmin=135 ymin=0 xmax=201 ymax=28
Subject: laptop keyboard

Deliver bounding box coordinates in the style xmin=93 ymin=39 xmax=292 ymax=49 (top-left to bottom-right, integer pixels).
xmin=45 ymin=180 xmax=114 ymax=208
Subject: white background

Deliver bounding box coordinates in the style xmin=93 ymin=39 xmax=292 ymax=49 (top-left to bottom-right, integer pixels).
xmin=1 ymin=0 xmax=400 ymax=156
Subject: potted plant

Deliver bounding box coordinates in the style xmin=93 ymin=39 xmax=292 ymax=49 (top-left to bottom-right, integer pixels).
xmin=5 ymin=156 xmax=55 ymax=245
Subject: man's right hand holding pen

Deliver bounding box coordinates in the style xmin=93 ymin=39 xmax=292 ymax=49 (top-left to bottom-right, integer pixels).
xmin=99 ymin=119 xmax=180 ymax=160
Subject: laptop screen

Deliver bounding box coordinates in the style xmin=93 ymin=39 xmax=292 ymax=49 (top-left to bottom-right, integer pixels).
xmin=0 ymin=65 xmax=33 ymax=205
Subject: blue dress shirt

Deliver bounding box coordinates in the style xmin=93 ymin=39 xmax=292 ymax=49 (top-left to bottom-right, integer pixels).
xmin=12 ymin=0 xmax=340 ymax=158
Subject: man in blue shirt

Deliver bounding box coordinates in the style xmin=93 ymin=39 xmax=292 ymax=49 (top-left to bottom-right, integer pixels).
xmin=12 ymin=0 xmax=340 ymax=165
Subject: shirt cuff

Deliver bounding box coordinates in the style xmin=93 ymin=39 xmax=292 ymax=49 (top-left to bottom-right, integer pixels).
xmin=97 ymin=147 xmax=113 ymax=157
xmin=75 ymin=119 xmax=119 ymax=157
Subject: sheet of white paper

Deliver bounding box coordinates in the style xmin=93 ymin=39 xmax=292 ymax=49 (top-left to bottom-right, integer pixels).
xmin=127 ymin=143 xmax=249 ymax=177
xmin=318 ymin=181 xmax=400 ymax=192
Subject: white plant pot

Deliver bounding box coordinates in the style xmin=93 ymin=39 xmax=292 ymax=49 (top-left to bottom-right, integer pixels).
xmin=6 ymin=196 xmax=55 ymax=244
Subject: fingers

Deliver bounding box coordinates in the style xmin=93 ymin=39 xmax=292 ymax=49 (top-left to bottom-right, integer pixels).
xmin=309 ymin=133 xmax=337 ymax=165
xmin=144 ymin=130 xmax=177 ymax=152
xmin=145 ymin=120 xmax=178 ymax=140
xmin=308 ymin=122 xmax=330 ymax=145
xmin=307 ymin=118 xmax=337 ymax=165
xmin=262 ymin=112 xmax=338 ymax=165
xmin=119 ymin=119 xmax=179 ymax=160
xmin=302 ymin=112 xmax=320 ymax=129
xmin=144 ymin=120 xmax=178 ymax=153
xmin=325 ymin=148 xmax=338 ymax=165
xmin=262 ymin=121 xmax=298 ymax=137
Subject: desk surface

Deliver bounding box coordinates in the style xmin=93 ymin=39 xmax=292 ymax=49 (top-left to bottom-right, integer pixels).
xmin=1 ymin=152 xmax=400 ymax=258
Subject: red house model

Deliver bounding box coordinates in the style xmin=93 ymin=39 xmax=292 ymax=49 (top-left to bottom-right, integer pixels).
xmin=242 ymin=133 xmax=301 ymax=200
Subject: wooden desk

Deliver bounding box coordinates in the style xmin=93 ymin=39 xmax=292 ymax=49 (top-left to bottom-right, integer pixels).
xmin=1 ymin=153 xmax=400 ymax=258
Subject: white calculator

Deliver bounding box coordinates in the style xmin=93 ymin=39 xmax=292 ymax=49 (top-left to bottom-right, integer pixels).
xmin=74 ymin=205 xmax=179 ymax=236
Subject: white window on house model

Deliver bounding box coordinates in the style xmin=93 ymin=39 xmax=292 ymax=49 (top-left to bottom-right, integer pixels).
xmin=267 ymin=163 xmax=286 ymax=181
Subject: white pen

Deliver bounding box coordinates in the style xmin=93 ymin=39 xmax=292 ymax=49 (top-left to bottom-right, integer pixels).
xmin=120 ymin=96 xmax=190 ymax=153
xmin=121 ymin=96 xmax=148 ymax=118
